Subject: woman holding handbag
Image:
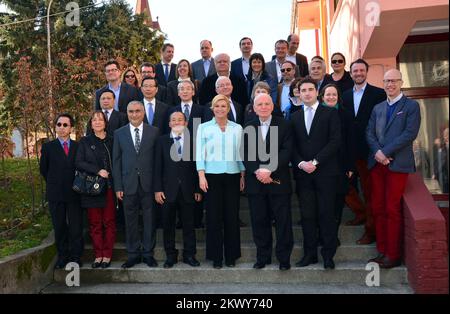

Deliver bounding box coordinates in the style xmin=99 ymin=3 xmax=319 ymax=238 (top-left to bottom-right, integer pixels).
xmin=75 ymin=111 xmax=115 ymax=268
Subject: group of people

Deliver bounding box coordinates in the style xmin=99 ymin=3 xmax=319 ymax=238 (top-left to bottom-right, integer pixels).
xmin=39 ymin=34 xmax=421 ymax=272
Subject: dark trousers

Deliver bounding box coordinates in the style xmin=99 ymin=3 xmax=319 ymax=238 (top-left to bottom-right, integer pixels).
xmin=163 ymin=186 xmax=196 ymax=260
xmin=248 ymin=190 xmax=293 ymax=264
xmin=204 ymin=173 xmax=241 ymax=263
xmin=297 ymin=176 xmax=338 ymax=260
xmin=122 ymin=183 xmax=156 ymax=260
xmin=87 ymin=188 xmax=116 ymax=259
xmin=49 ymin=201 xmax=83 ymax=260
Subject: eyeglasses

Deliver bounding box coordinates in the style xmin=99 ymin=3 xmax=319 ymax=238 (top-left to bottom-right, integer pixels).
xmin=383 ymin=79 xmax=402 ymax=84
xmin=331 ymin=59 xmax=344 ymax=64
xmin=281 ymin=68 xmax=293 ymax=73
xmin=125 ymin=75 xmax=135 ymax=79
xmin=105 ymin=68 xmax=119 ymax=73
xmin=56 ymin=123 xmax=70 ymax=128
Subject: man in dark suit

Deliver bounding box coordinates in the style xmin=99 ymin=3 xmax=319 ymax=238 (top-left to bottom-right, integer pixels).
xmin=139 ymin=62 xmax=168 ymax=102
xmin=267 ymin=40 xmax=301 ymax=84
xmin=342 ymin=59 xmax=386 ymax=245
xmin=291 ymin=78 xmax=341 ymax=269
xmin=168 ymin=80 xmax=206 ymax=228
xmin=243 ymin=93 xmax=294 ymax=271
xmin=309 ymin=58 xmax=333 ymax=93
xmin=39 ymin=113 xmax=82 ymax=269
xmin=203 ymin=76 xmax=244 ymax=125
xmin=140 ymin=77 xmax=170 ymax=134
xmin=113 ymin=101 xmax=160 ymax=269
xmin=366 ymin=69 xmax=421 ymax=268
xmin=286 ymin=34 xmax=309 ymax=77
xmin=198 ymin=53 xmax=249 ymax=107
xmin=231 ymin=37 xmax=253 ymax=81
xmin=191 ymin=40 xmax=216 ymax=86
xmin=87 ymin=89 xmax=128 ymax=136
xmin=154 ymin=111 xmax=203 ymax=268
xmin=155 ymin=43 xmax=177 ymax=87
xmin=95 ymin=60 xmax=140 ymax=113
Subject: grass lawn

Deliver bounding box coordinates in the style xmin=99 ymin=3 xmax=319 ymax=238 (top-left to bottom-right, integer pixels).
xmin=0 ymin=158 xmax=52 ymax=258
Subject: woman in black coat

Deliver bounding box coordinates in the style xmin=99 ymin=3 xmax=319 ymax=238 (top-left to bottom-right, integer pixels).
xmin=319 ymin=83 xmax=356 ymax=245
xmin=75 ymin=111 xmax=115 ymax=269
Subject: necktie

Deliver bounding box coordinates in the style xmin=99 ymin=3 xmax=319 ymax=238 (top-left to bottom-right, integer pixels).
xmin=305 ymin=107 xmax=313 ymax=135
xmin=134 ymin=128 xmax=141 ymax=153
xmin=63 ymin=141 xmax=69 ymax=156
xmin=183 ymin=104 xmax=190 ymax=120
xmin=104 ymin=110 xmax=109 ymax=121
xmin=203 ymin=59 xmax=210 ymax=76
xmin=164 ymin=64 xmax=169 ymax=82
xmin=174 ymin=136 xmax=182 ymax=157
xmin=147 ymin=103 xmax=154 ymax=125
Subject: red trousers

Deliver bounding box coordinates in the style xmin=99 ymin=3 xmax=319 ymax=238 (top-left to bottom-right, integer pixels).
xmin=87 ymin=188 xmax=116 ymax=259
xmin=345 ymin=159 xmax=375 ymax=236
xmin=370 ymin=163 xmax=408 ymax=260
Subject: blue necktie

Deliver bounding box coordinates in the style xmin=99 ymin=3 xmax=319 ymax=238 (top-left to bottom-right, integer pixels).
xmin=183 ymin=104 xmax=190 ymax=120
xmin=174 ymin=136 xmax=182 ymax=156
xmin=147 ymin=103 xmax=154 ymax=125
xmin=164 ymin=64 xmax=169 ymax=82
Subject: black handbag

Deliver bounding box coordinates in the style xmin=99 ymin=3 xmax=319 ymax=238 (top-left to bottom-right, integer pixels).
xmin=72 ymin=170 xmax=106 ymax=196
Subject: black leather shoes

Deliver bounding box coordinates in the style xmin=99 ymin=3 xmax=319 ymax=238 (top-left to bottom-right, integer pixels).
xmin=54 ymin=258 xmax=67 ymax=269
xmin=379 ymin=256 xmax=401 ymax=269
xmin=101 ymin=261 xmax=111 ymax=269
xmin=143 ymin=257 xmax=158 ymax=267
xmin=91 ymin=261 xmax=102 ymax=269
xmin=225 ymin=260 xmax=235 ymax=267
xmin=213 ymin=261 xmax=222 ymax=269
xmin=164 ymin=259 xmax=177 ymax=268
xmin=253 ymin=261 xmax=268 ymax=269
xmin=295 ymin=255 xmax=318 ymax=267
xmin=279 ymin=263 xmax=291 ymax=271
xmin=121 ymin=257 xmax=140 ymax=269
xmin=183 ymin=257 xmax=200 ymax=267
xmin=324 ymin=259 xmax=335 ymax=270
xmin=368 ymin=253 xmax=385 ymax=264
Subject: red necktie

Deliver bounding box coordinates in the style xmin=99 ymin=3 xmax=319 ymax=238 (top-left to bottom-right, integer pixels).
xmin=63 ymin=142 xmax=69 ymax=156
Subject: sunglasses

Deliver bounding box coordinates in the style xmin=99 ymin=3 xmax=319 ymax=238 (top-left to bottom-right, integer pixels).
xmin=56 ymin=123 xmax=70 ymax=128
xmin=281 ymin=68 xmax=293 ymax=73
xmin=331 ymin=59 xmax=344 ymax=64
xmin=125 ymin=75 xmax=136 ymax=79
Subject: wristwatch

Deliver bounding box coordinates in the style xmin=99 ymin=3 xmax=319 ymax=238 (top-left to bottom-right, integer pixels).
xmin=312 ymin=159 xmax=319 ymax=166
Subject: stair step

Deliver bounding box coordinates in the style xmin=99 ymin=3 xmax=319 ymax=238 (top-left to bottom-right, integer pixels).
xmin=53 ymin=262 xmax=408 ymax=285
xmin=82 ymin=243 xmax=377 ymax=263
xmin=42 ymin=282 xmax=413 ymax=294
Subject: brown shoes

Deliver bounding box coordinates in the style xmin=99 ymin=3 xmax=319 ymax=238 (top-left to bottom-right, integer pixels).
xmin=356 ymin=233 xmax=375 ymax=245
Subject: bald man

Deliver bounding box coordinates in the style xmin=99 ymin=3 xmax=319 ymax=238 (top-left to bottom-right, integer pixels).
xmin=366 ymin=69 xmax=421 ymax=268
xmin=243 ymin=93 xmax=294 ymax=271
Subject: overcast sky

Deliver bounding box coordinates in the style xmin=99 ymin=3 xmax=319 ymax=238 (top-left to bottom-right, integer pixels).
xmin=125 ymin=0 xmax=293 ymax=63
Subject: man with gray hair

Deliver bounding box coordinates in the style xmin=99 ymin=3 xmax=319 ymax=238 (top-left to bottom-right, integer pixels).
xmin=204 ymin=76 xmax=243 ymax=125
xmin=242 ymin=93 xmax=294 ymax=271
xmin=113 ymin=100 xmax=160 ymax=269
xmin=191 ymin=40 xmax=216 ymax=85
xmin=309 ymin=58 xmax=332 ymax=92
xmin=198 ymin=53 xmax=248 ymax=107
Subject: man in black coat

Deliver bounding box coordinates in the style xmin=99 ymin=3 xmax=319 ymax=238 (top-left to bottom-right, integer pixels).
xmin=198 ymin=53 xmax=249 ymax=107
xmin=140 ymin=77 xmax=170 ymax=134
xmin=243 ymin=93 xmax=294 ymax=271
xmin=39 ymin=113 xmax=82 ymax=269
xmin=291 ymin=78 xmax=341 ymax=270
xmin=155 ymin=43 xmax=177 ymax=87
xmin=154 ymin=111 xmax=202 ymax=268
xmin=94 ymin=60 xmax=140 ymax=113
xmin=87 ymin=89 xmax=128 ymax=136
xmin=342 ymin=59 xmax=386 ymax=244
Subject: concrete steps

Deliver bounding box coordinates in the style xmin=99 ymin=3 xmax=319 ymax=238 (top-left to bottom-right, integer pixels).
xmin=42 ymin=282 xmax=413 ymax=294
xmin=53 ymin=261 xmax=408 ymax=285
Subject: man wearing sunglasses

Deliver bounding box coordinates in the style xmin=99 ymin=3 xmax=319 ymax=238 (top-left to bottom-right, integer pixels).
xmin=95 ymin=60 xmax=140 ymax=114
xmin=276 ymin=61 xmax=296 ymax=120
xmin=40 ymin=114 xmax=83 ymax=270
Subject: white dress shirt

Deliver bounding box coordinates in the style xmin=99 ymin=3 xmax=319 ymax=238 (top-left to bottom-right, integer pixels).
xmin=129 ymin=123 xmax=144 ymax=147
